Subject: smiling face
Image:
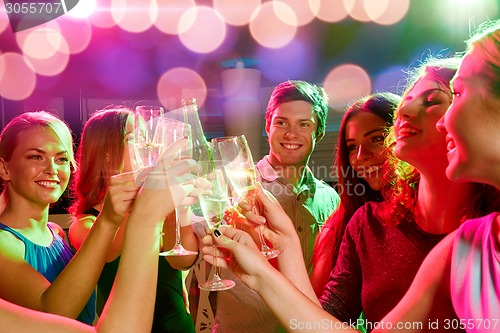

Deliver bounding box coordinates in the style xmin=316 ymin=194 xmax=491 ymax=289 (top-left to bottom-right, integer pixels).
xmin=393 ymin=76 xmax=452 ymax=170
xmin=266 ymin=100 xmax=321 ymax=170
xmin=345 ymin=111 xmax=387 ymax=190
xmin=0 ymin=126 xmax=71 ymax=208
xmin=441 ymin=49 xmax=500 ymax=186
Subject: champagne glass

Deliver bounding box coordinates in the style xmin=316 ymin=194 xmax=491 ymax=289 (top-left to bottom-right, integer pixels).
xmin=197 ymin=159 xmax=236 ymax=291
xmin=163 ymin=100 xmax=212 ymax=218
xmin=156 ymin=118 xmax=198 ymax=257
xmin=132 ymin=106 xmax=164 ymax=172
xmin=212 ymin=135 xmax=281 ymax=259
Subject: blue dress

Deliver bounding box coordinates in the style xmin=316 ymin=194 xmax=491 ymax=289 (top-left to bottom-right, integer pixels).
xmin=0 ymin=223 xmax=96 ymax=324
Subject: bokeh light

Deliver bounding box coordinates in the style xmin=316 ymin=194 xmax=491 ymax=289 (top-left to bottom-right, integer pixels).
xmin=363 ymin=0 xmax=388 ymax=22
xmin=18 ymin=25 xmax=71 ymax=76
xmin=275 ymin=0 xmax=315 ymax=26
xmin=344 ymin=0 xmax=371 ymax=23
xmin=365 ymin=0 xmax=410 ymax=25
xmin=249 ymin=2 xmax=297 ymax=49
xmin=157 ymin=67 xmax=207 ymax=110
xmin=59 ymin=18 xmax=93 ymax=54
xmin=67 ymin=0 xmax=97 ymax=18
xmin=88 ymin=0 xmax=116 ymax=29
xmin=270 ymin=1 xmax=297 ymax=27
xmin=309 ymin=0 xmax=349 ymax=23
xmin=16 ymin=23 xmax=65 ymax=60
xmin=26 ymin=50 xmax=70 ymax=77
xmin=179 ymin=6 xmax=226 ymax=54
xmin=323 ymin=64 xmax=371 ymax=109
xmin=0 ymin=4 xmax=9 ymax=34
xmin=0 ymin=52 xmax=37 ymax=101
xmin=111 ymin=0 xmax=157 ymax=33
xmin=154 ymin=0 xmax=195 ymax=35
xmin=214 ymin=0 xmax=261 ymax=26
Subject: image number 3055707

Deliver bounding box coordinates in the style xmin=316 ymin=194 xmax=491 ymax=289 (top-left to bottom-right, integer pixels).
xmin=3 ymin=0 xmax=80 ymax=32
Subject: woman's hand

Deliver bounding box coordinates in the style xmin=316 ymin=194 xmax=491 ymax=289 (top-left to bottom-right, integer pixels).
xmin=134 ymin=137 xmax=200 ymax=221
xmin=237 ymin=183 xmax=298 ymax=253
xmin=100 ymin=172 xmax=140 ymax=227
xmin=201 ymin=226 xmax=273 ymax=291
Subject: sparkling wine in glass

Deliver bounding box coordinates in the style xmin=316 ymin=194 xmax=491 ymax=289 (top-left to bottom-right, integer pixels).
xmin=197 ymin=159 xmax=236 ymax=291
xmin=212 ymin=135 xmax=281 ymax=259
xmin=133 ymin=106 xmax=164 ymax=171
xmin=156 ymin=118 xmax=198 ymax=257
xmin=162 ymin=99 xmax=212 ymax=217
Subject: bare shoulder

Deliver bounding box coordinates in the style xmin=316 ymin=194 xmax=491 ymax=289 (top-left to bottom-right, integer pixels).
xmin=67 ymin=214 xmax=97 ymax=250
xmin=68 ymin=214 xmax=97 ymax=230
xmin=47 ymin=222 xmax=65 ymax=239
xmin=0 ymin=229 xmax=25 ymax=260
xmin=0 ymin=229 xmax=56 ymax=308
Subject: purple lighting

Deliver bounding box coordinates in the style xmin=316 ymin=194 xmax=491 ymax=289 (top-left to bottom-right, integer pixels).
xmin=93 ymin=41 xmax=150 ymax=96
xmin=255 ymin=37 xmax=316 ymax=83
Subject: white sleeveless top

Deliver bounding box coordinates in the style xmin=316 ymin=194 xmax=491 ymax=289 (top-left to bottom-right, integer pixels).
xmin=451 ymin=213 xmax=500 ymax=333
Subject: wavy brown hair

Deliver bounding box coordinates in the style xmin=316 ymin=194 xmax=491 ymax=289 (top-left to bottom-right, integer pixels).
xmin=69 ymin=108 xmax=131 ymax=216
xmin=312 ymin=92 xmax=401 ymax=277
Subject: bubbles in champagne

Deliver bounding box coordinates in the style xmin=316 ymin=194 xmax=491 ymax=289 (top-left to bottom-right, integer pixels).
xmin=199 ymin=193 xmax=227 ymax=228
xmin=134 ymin=142 xmax=162 ymax=168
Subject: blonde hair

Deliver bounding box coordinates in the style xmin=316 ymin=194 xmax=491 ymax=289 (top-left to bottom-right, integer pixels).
xmin=0 ymin=111 xmax=75 ymax=168
xmin=466 ymin=20 xmax=500 ymax=97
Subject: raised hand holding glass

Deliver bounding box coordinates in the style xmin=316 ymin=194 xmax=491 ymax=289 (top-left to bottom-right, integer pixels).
xmin=156 ymin=118 xmax=198 ymax=257
xmin=196 ymin=159 xmax=236 ymax=291
xmin=212 ymin=135 xmax=281 ymax=259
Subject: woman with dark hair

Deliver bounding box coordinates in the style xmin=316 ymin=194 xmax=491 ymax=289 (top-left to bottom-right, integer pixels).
xmin=208 ymin=56 xmax=497 ymax=332
xmin=319 ymin=56 xmax=498 ymax=328
xmin=311 ymin=92 xmax=401 ymax=296
xmin=200 ymin=19 xmax=500 ymax=333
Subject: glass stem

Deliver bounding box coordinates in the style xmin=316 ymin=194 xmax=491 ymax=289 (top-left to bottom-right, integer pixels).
xmin=257 ymin=226 xmax=270 ymax=251
xmin=174 ymin=208 xmax=182 ymax=246
xmin=249 ymin=200 xmax=269 ymax=251
xmin=212 ymin=245 xmax=221 ymax=280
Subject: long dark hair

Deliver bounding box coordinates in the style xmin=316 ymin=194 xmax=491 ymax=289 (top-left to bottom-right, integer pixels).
xmin=312 ymin=92 xmax=400 ymax=276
